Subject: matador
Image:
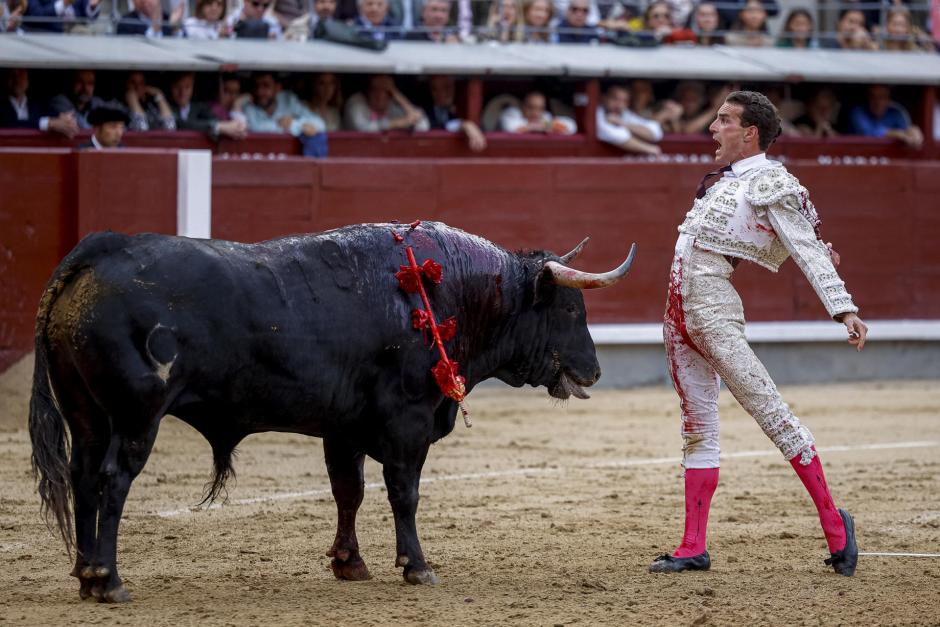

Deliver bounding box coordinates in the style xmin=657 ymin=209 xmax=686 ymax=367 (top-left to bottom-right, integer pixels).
xmin=650 ymin=91 xmax=868 ymax=576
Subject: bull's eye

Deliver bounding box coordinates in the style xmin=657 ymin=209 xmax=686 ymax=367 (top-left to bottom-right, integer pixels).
xmin=565 ymin=304 xmax=578 ymax=315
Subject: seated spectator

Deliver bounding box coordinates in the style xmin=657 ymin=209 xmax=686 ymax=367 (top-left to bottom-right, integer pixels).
xmin=117 ymin=0 xmax=182 ymax=36
xmin=793 ymin=87 xmax=839 ymax=138
xmin=556 ymin=0 xmax=599 ymax=43
xmin=763 ymin=84 xmax=801 ymax=136
xmin=273 ymin=0 xmax=306 ymax=30
xmin=597 ymin=0 xmax=642 ymax=34
xmin=227 ymin=0 xmax=283 ymax=38
xmin=169 ymin=72 xmax=246 ymax=140
xmin=820 ymin=9 xmax=877 ymax=51
xmin=672 ymin=80 xmax=731 ymax=134
xmin=628 ymin=79 xmax=680 ymax=130
xmin=724 ymin=0 xmax=772 ymax=46
xmin=1 ymin=68 xmax=78 ymax=137
xmin=387 ymin=0 xmax=420 ymax=31
xmin=482 ymin=0 xmax=524 ymax=42
xmin=48 ymin=69 xmax=104 ymax=129
xmin=239 ymin=71 xmax=327 ymax=156
xmin=776 ymin=8 xmax=815 ymax=48
xmin=344 ymin=74 xmax=429 ymax=131
xmin=643 ymin=1 xmax=694 ymax=44
xmin=23 ymin=0 xmax=99 ymax=32
xmin=423 ymin=75 xmax=486 ymax=151
xmin=80 ymin=104 xmax=129 ymax=149
xmin=849 ymin=84 xmax=923 ymax=149
xmin=880 ymin=6 xmax=933 ymax=52
xmin=522 ymin=0 xmax=555 ymax=42
xmin=687 ymin=2 xmax=723 ymax=46
xmin=405 ymin=0 xmax=458 ymax=41
xmin=596 ymin=84 xmax=663 ymax=155
xmin=353 ymin=0 xmax=400 ymax=41
xmin=184 ymin=0 xmax=230 ymax=38
xmin=715 ymin=0 xmax=777 ymax=33
xmin=500 ymin=91 xmax=576 ymax=134
xmin=2 ymin=0 xmax=27 ymax=33
xmin=125 ymin=71 xmax=176 ymax=131
xmin=308 ymin=0 xmax=337 ymax=32
xmin=305 ymin=72 xmax=343 ymax=132
xmin=211 ymin=73 xmax=242 ymax=120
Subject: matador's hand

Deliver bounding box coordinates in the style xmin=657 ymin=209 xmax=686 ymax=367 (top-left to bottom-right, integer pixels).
xmin=841 ymin=313 xmax=867 ymax=351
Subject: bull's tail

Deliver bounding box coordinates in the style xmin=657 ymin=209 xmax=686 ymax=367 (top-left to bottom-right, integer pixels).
xmin=28 ymin=231 xmax=127 ymax=553
xmin=199 ymin=441 xmax=238 ymax=507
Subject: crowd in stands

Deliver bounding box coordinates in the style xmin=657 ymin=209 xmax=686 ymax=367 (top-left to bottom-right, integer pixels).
xmin=0 ymin=0 xmax=937 ymax=52
xmin=1 ymin=67 xmax=933 ymax=154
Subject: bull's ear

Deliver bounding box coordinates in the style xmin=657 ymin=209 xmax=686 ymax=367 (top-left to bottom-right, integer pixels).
xmin=532 ymin=265 xmax=556 ymax=306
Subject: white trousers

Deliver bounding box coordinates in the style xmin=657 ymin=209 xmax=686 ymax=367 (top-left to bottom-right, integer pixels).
xmin=664 ymin=234 xmax=816 ymax=469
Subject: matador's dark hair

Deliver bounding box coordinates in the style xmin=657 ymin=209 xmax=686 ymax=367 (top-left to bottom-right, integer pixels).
xmin=725 ymin=90 xmax=782 ymax=150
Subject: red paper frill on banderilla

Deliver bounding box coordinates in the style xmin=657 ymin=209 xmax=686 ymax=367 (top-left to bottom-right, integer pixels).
xmin=393 ymin=235 xmax=471 ymax=426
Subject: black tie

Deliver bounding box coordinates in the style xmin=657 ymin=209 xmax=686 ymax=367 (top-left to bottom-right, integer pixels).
xmin=695 ymin=165 xmax=733 ymax=199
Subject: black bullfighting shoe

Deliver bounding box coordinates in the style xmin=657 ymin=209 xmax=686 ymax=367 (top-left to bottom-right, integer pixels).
xmin=648 ymin=551 xmax=711 ymax=573
xmin=825 ymin=509 xmax=858 ymax=577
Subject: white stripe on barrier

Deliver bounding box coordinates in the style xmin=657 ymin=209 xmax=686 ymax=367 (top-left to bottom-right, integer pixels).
xmin=588 ymin=320 xmax=940 ymax=345
xmin=152 ymin=439 xmax=939 ymax=518
xmin=176 ymin=149 xmax=212 ymax=239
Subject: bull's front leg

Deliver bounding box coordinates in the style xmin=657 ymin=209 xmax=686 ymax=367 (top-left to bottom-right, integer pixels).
xmin=323 ymin=436 xmax=371 ymax=581
xmin=381 ymin=415 xmax=436 ymax=585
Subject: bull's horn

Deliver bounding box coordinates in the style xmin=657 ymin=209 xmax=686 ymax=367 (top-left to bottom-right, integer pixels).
xmin=559 ymin=237 xmax=590 ymax=264
xmin=544 ymin=243 xmax=637 ymax=289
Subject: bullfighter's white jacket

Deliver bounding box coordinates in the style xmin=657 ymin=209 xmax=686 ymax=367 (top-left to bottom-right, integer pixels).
xmin=677 ymin=153 xmax=858 ymax=319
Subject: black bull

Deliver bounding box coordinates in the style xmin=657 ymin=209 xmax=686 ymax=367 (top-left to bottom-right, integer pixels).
xmin=29 ymin=221 xmax=635 ymax=602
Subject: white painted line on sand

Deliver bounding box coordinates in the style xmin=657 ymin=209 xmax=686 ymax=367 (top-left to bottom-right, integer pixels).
xmin=860 ymin=552 xmax=940 ymax=558
xmin=151 ymin=440 xmax=939 ymax=518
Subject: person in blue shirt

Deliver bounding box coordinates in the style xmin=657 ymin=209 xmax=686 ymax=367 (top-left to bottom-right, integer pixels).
xmin=849 ymin=84 xmax=923 ymax=149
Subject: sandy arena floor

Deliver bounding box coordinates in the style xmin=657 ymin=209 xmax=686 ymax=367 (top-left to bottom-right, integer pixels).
xmin=1 ymin=354 xmax=939 ymax=626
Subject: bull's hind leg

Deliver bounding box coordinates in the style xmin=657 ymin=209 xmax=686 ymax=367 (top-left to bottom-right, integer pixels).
xmin=323 ymin=437 xmax=371 ymax=581
xmin=85 ymin=420 xmax=161 ymax=602
xmin=70 ymin=429 xmax=109 ymax=600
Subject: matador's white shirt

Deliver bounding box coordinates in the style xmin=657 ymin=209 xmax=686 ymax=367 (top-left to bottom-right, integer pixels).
xmin=677 ymin=153 xmax=858 ymax=320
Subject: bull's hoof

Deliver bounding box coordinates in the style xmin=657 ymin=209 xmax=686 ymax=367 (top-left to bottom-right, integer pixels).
xmin=403 ymin=566 xmax=439 ymax=586
xmin=100 ymin=583 xmax=132 ymax=603
xmin=330 ymin=556 xmax=372 ymax=581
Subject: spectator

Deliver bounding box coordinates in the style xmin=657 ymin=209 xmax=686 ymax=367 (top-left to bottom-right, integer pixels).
xmin=849 ymin=84 xmax=923 ymax=149
xmin=48 ymin=69 xmax=104 ymax=129
xmin=688 ymin=2 xmax=724 ymax=46
xmin=1 ymin=68 xmax=78 ymax=137
xmin=23 ymin=0 xmax=99 ymax=32
xmin=125 ymin=71 xmax=176 ymax=131
xmin=597 ymin=0 xmax=643 ymax=34
xmin=776 ymin=8 xmax=815 ymax=48
xmin=793 ymin=87 xmax=839 ymax=138
xmin=643 ymin=0 xmax=694 ymax=44
xmin=184 ymin=0 xmax=230 ymax=38
xmin=629 ymin=78 xmax=683 ymax=130
xmin=387 ymin=0 xmax=420 ymax=31
xmin=353 ymin=0 xmax=400 ymax=41
xmin=117 ymin=0 xmax=182 ymax=36
xmin=211 ymin=73 xmax=242 ymax=120
xmin=724 ymin=0 xmax=772 ymax=46
xmin=596 ymin=84 xmax=663 ymax=155
xmin=228 ymin=0 xmax=283 ymax=38
xmin=715 ymin=0 xmax=777 ymax=33
xmin=522 ymin=0 xmax=555 ymax=42
xmin=305 ymin=72 xmax=343 ymax=132
xmin=499 ymin=91 xmax=576 ymax=134
xmin=169 ymin=72 xmax=246 ymax=140
xmin=880 ymin=6 xmax=933 ymax=52
xmin=423 ymin=75 xmax=486 ymax=151
xmin=551 ymin=0 xmax=601 ymax=27
xmin=483 ymin=0 xmax=524 ymax=42
xmin=272 ymin=0 xmax=305 ymax=30
xmin=820 ymin=9 xmax=877 ymax=51
xmin=2 ymin=0 xmax=27 ymax=33
xmin=344 ymin=74 xmax=429 ymax=131
xmin=763 ymin=84 xmax=800 ymax=136
xmin=308 ymin=0 xmax=337 ymax=32
xmin=405 ymin=0 xmax=458 ymax=41
xmin=80 ymin=104 xmax=129 ymax=149
xmin=672 ymin=80 xmax=731 ymax=134
xmin=663 ymin=0 xmax=693 ymax=30
xmin=556 ymin=0 xmax=598 ymax=43
xmin=239 ymin=71 xmax=327 ymax=156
